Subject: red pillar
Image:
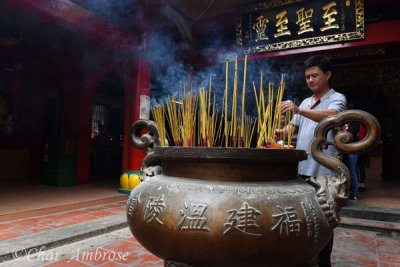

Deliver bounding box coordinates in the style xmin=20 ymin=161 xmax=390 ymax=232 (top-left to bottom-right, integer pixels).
xmin=122 ymin=4 xmax=153 ymax=174
xmin=122 ymin=56 xmax=151 ymax=172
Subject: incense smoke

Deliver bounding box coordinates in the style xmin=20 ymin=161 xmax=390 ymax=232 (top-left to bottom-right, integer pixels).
xmin=149 ymin=27 xmax=306 ymax=119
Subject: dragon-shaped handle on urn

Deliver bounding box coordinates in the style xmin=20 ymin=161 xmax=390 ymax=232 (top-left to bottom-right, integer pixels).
xmin=130 ymin=119 xmax=166 ymax=181
xmin=307 ymin=109 xmax=380 ymax=227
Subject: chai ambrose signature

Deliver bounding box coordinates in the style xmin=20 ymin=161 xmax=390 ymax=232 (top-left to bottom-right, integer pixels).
xmin=11 ymin=246 xmax=129 ymax=263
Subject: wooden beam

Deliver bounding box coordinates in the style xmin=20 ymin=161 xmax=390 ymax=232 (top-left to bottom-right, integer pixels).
xmin=1 ymin=0 xmax=141 ymax=53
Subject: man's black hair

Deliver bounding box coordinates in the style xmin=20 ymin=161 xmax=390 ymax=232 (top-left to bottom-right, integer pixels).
xmin=304 ymin=55 xmax=331 ymax=73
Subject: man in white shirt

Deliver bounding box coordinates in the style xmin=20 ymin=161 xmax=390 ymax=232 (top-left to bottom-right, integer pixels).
xmin=281 ymin=55 xmax=347 ymax=267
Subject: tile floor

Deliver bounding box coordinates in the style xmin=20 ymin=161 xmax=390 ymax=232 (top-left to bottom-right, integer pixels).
xmin=332 ymin=227 xmax=400 ymax=267
xmin=0 ymin=201 xmax=126 ymax=242
xmin=350 ymin=179 xmax=400 ymax=209
xmin=0 ymin=183 xmax=128 ymax=222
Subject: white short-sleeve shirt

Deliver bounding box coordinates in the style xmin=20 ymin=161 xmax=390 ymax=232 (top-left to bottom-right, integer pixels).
xmin=294 ymin=89 xmax=347 ymax=178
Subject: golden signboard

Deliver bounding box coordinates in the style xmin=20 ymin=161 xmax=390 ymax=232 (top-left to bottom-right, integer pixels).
xmin=236 ymin=0 xmax=365 ymax=54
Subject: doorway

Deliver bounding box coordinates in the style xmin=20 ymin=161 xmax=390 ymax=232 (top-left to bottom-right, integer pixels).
xmin=90 ymin=73 xmax=124 ymax=185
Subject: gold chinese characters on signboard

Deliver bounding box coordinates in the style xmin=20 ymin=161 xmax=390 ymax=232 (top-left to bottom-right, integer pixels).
xmin=236 ymin=0 xmax=364 ymax=53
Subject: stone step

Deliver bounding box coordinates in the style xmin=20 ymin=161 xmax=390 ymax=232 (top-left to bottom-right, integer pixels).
xmin=340 ymin=204 xmax=400 ymax=236
xmin=341 ymin=204 xmax=400 ymax=222
xmin=0 ymin=213 xmax=127 ymax=263
xmin=340 ymin=216 xmax=400 ymax=236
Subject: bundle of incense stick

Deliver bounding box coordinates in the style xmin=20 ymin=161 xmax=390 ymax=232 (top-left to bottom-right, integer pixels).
xmin=254 ymin=74 xmax=290 ymax=148
xmin=280 ymin=104 xmax=296 ymax=148
xmin=215 ymin=109 xmax=225 ymax=147
xmin=271 ymin=74 xmax=285 ymax=147
xmin=222 ymin=55 xmax=254 ymax=148
xmin=223 ymin=58 xmax=229 ymax=147
xmin=266 ymin=82 xmax=274 ymax=146
xmin=240 ymin=55 xmax=248 ymax=147
xmin=254 ymin=79 xmax=273 ymax=148
xmin=180 ymin=86 xmax=197 ymax=147
xmin=287 ymin=112 xmax=297 ymax=148
xmin=152 ymin=101 xmax=167 ymax=146
xmin=230 ymin=56 xmax=238 ymax=147
xmin=242 ymin=115 xmax=256 ymax=148
xmin=166 ymin=95 xmax=181 ymax=146
xmin=198 ymin=79 xmax=218 ymax=147
xmin=199 ymin=87 xmax=207 ymax=146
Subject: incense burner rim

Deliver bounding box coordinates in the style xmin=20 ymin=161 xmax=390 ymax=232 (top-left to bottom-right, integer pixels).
xmin=154 ymin=146 xmax=308 ymax=162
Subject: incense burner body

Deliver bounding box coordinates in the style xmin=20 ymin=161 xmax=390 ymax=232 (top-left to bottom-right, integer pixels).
xmin=127 ymin=148 xmax=325 ymax=267
xmin=127 ymin=110 xmax=380 ymax=267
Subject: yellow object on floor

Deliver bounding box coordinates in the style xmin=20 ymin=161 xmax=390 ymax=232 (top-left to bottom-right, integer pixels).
xmin=120 ymin=173 xmax=129 ymax=189
xmin=128 ymin=173 xmax=141 ymax=189
xmin=120 ymin=172 xmax=141 ymax=190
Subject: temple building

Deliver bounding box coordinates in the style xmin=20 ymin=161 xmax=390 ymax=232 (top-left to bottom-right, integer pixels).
xmin=0 ymin=0 xmax=399 ymax=191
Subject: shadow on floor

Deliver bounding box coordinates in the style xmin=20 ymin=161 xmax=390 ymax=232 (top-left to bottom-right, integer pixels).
xmin=0 ymin=180 xmax=128 ymax=222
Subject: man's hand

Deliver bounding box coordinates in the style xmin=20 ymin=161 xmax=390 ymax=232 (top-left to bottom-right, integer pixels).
xmin=281 ymin=100 xmax=300 ymax=114
xmin=282 ymin=100 xmax=338 ymax=122
xmin=275 ymin=124 xmax=298 ymax=138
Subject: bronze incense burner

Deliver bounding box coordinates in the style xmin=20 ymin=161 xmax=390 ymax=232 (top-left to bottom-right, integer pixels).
xmin=127 ymin=110 xmax=380 ymax=267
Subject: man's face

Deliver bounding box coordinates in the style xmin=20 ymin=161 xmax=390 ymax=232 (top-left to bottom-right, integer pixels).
xmin=304 ymin=66 xmax=331 ymax=94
